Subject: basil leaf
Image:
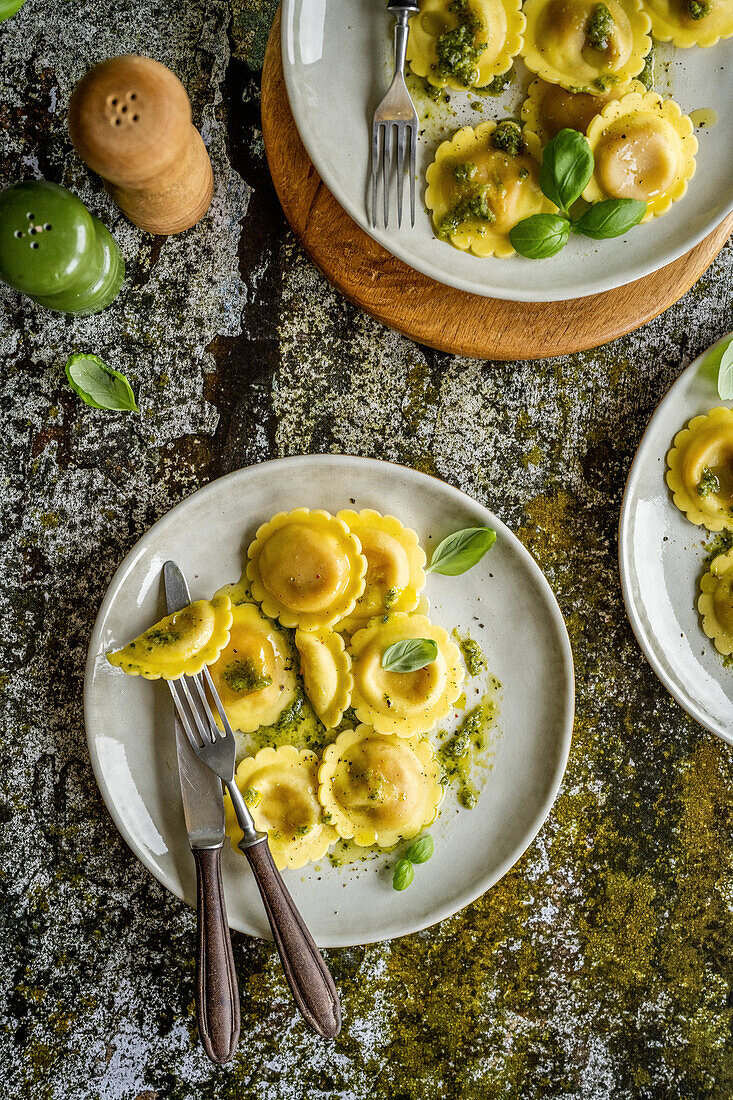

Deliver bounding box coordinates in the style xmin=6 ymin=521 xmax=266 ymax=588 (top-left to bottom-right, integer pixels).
xmin=405 ymin=834 xmax=434 ymax=864
xmin=539 ymin=128 xmax=594 ymax=211
xmin=392 ymin=858 xmax=414 ymax=891
xmin=717 ymin=341 xmax=733 ymax=401
xmin=509 ymin=214 xmax=571 ymax=259
xmin=381 ymin=638 xmax=438 ymax=673
xmin=426 ymin=526 xmax=497 ymax=576
xmin=65 ymin=353 xmax=139 ymax=412
xmin=574 ymin=198 xmax=647 ymax=239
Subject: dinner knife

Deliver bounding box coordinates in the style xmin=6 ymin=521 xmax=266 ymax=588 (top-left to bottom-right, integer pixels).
xmin=165 ymin=567 xmax=240 ymax=1065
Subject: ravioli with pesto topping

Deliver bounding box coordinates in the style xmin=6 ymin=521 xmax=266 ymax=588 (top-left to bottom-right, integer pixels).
xmin=639 ymin=0 xmax=733 ymax=47
xmin=336 ymin=509 xmax=427 ymax=634
xmin=226 ymin=746 xmax=338 ymax=868
xmin=317 ymin=726 xmax=445 ymax=847
xmin=295 ymin=627 xmax=352 ymax=728
xmin=107 ymin=596 xmax=232 ymax=680
xmin=521 ymin=76 xmax=647 ymax=146
xmin=349 ymin=613 xmax=464 ymax=736
xmin=208 ymin=600 xmax=298 ymax=732
xmin=583 ymin=90 xmax=697 ymax=217
xmin=407 ymin=0 xmax=525 ymax=90
xmin=247 ymin=508 xmax=367 ymax=631
xmin=522 ymin=0 xmax=651 ymax=93
xmin=666 ymin=408 xmax=733 ymax=531
xmin=698 ymin=548 xmax=733 ymax=655
xmin=426 ymin=121 xmax=554 ymax=257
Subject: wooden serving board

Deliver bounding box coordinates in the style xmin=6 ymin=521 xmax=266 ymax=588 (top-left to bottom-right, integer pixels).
xmin=261 ymin=8 xmax=732 ymax=361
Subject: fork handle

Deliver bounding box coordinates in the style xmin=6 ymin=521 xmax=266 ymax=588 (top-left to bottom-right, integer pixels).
xmin=243 ymin=839 xmax=342 ymax=1039
xmin=193 ymin=846 xmax=241 ymax=1064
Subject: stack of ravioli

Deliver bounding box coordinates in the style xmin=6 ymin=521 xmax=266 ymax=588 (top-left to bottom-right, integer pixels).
xmin=412 ymin=0 xmax=730 ymax=255
xmin=108 ymin=508 xmax=471 ymax=870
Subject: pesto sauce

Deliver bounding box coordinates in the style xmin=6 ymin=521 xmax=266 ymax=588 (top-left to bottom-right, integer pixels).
xmin=222 ymin=657 xmax=272 ymax=693
xmin=638 ymin=42 xmax=654 ymax=90
xmin=491 ymin=120 xmax=526 ymax=157
xmin=697 ymin=466 xmax=720 ymax=498
xmin=437 ymin=698 xmax=498 ymax=809
xmin=586 ymin=3 xmax=615 ymax=51
xmin=143 ymin=628 xmax=181 ymax=649
xmin=451 ymin=628 xmax=486 ymax=676
xmin=435 ymin=0 xmax=487 ymax=88
xmin=686 ymin=0 xmax=710 ymax=17
xmin=438 ymin=191 xmax=494 ymax=238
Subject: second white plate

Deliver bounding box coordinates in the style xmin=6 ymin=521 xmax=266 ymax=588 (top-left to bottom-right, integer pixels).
xmin=281 ymin=0 xmax=733 ymax=302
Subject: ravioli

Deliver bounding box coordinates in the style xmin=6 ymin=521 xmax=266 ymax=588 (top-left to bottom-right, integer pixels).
xmin=583 ymin=90 xmax=697 ymax=217
xmin=247 ymin=508 xmax=367 ymax=631
xmin=640 ymin=0 xmax=733 ymax=47
xmin=425 ymin=121 xmax=554 ymax=257
xmin=107 ymin=596 xmax=232 ymax=680
xmin=225 ymin=746 xmax=337 ymax=869
xmin=407 ymin=0 xmax=525 ymax=90
xmin=336 ymin=509 xmax=426 ymax=633
xmin=317 ymin=725 xmax=445 ymax=847
xmin=521 ymin=76 xmax=647 ymax=145
xmin=349 ymin=612 xmax=465 ymax=736
xmin=295 ymin=628 xmax=352 ymax=728
xmin=666 ymin=408 xmax=733 ymax=531
xmin=522 ymin=0 xmax=651 ymax=93
xmin=207 ymin=600 xmax=298 ymax=732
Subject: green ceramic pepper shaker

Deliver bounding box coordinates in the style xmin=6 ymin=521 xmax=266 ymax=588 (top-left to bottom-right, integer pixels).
xmin=0 ymin=180 xmax=124 ymax=314
xmin=0 ymin=0 xmax=27 ymax=22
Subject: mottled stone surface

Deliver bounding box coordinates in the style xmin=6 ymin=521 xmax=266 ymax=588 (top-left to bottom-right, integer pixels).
xmin=1 ymin=2 xmax=732 ymax=1098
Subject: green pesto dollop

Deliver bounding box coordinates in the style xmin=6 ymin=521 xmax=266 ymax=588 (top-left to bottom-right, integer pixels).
xmin=453 ymin=161 xmax=478 ymax=183
xmin=586 ymin=3 xmax=615 ymax=50
xmin=491 ymin=120 xmax=526 ymax=157
xmin=437 ymin=698 xmax=498 ymax=810
xmin=244 ymin=690 xmax=329 ymax=755
xmin=482 ymin=69 xmax=514 ymax=95
xmin=593 ymin=73 xmax=618 ymax=91
xmin=143 ymin=628 xmax=181 ymax=650
xmin=686 ymin=0 xmax=710 ymax=17
xmin=435 ymin=0 xmax=487 ymax=88
xmin=222 ymin=658 xmax=272 ymax=694
xmin=451 ymin=628 xmax=486 ymax=676
xmin=697 ymin=466 xmax=721 ymax=497
xmin=438 ymin=190 xmax=494 ymax=238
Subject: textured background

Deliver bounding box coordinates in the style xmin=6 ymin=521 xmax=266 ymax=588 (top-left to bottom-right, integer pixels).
xmin=1 ymin=1 xmax=732 ymax=1097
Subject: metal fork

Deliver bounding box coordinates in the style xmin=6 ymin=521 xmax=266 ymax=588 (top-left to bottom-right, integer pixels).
xmin=168 ymin=666 xmax=341 ymax=1039
xmin=370 ymin=0 xmax=420 ymax=229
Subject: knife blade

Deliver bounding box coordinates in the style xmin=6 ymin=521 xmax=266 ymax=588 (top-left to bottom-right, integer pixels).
xmin=163 ymin=560 xmax=225 ymax=850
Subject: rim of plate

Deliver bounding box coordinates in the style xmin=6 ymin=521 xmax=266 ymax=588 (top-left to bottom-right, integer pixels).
xmin=618 ymin=335 xmax=733 ymax=746
xmin=84 ymin=455 xmax=575 ymax=942
xmin=279 ymin=0 xmax=733 ymax=303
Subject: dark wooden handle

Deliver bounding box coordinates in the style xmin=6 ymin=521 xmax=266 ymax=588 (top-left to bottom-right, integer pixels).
xmin=244 ymin=840 xmax=341 ymax=1038
xmin=193 ymin=847 xmax=241 ymax=1063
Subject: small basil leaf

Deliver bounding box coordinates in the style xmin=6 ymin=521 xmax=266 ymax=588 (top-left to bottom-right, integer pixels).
xmin=427 ymin=526 xmax=497 ymax=576
xmin=509 ymin=214 xmax=571 ymax=259
xmin=381 ymin=638 xmax=438 ymax=673
xmin=405 ymin=834 xmax=434 ymax=864
xmin=392 ymin=858 xmax=414 ymax=891
xmin=717 ymin=341 xmax=733 ymax=401
xmin=539 ymin=128 xmax=594 ymax=211
xmin=65 ymin=353 xmax=139 ymax=412
xmin=575 ymin=198 xmax=647 ymax=239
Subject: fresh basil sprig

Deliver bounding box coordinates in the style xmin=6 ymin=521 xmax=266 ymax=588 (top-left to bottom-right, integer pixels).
xmin=392 ymin=858 xmax=414 ymax=891
xmin=405 ymin=834 xmax=434 ymax=864
xmin=381 ymin=638 xmax=438 ymax=673
xmin=509 ymin=128 xmax=647 ymax=260
xmin=427 ymin=526 xmax=496 ymax=576
xmin=717 ymin=340 xmax=733 ymax=400
xmin=65 ymin=353 xmax=139 ymax=412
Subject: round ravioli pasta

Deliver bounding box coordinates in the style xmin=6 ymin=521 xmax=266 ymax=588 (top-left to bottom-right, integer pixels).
xmin=521 ymin=76 xmax=646 ymax=145
xmin=349 ymin=613 xmax=465 ymax=736
xmin=699 ymin=549 xmax=733 ymax=655
xmin=318 ymin=725 xmax=444 ymax=847
xmin=295 ymin=628 xmax=352 ymax=728
xmin=522 ymin=0 xmax=651 ymax=93
xmin=426 ymin=122 xmax=554 ymax=258
xmin=107 ymin=596 xmax=232 ymax=680
xmin=208 ymin=601 xmax=298 ymax=732
xmin=666 ymin=408 xmax=733 ymax=532
xmin=640 ymin=0 xmax=733 ymax=47
xmin=247 ymin=508 xmax=367 ymax=631
xmin=407 ymin=0 xmax=525 ymax=90
xmin=225 ymin=746 xmax=338 ymax=869
xmin=583 ymin=91 xmax=696 ymax=218
xmin=336 ymin=509 xmax=426 ymax=633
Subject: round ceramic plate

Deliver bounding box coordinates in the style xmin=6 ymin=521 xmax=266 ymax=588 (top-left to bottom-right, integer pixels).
xmin=85 ymin=455 xmax=574 ymax=946
xmin=619 ymin=333 xmax=733 ymax=747
xmin=281 ymin=0 xmax=733 ymax=302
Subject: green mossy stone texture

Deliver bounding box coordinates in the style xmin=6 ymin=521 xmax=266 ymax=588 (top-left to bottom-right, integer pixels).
xmin=0 ymin=1 xmax=732 ymax=1098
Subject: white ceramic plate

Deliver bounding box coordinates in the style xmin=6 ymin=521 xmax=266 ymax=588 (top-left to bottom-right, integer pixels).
xmin=85 ymin=455 xmax=574 ymax=946
xmin=281 ymin=0 xmax=733 ymax=302
xmin=619 ymin=333 xmax=733 ymax=747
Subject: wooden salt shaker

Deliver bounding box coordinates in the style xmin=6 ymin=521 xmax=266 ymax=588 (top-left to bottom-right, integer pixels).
xmin=68 ymin=55 xmax=214 ymax=235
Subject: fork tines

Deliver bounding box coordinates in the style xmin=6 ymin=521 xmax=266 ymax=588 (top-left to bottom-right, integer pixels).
xmin=371 ymin=117 xmax=417 ymax=230
xmin=168 ymin=667 xmax=233 ymax=752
